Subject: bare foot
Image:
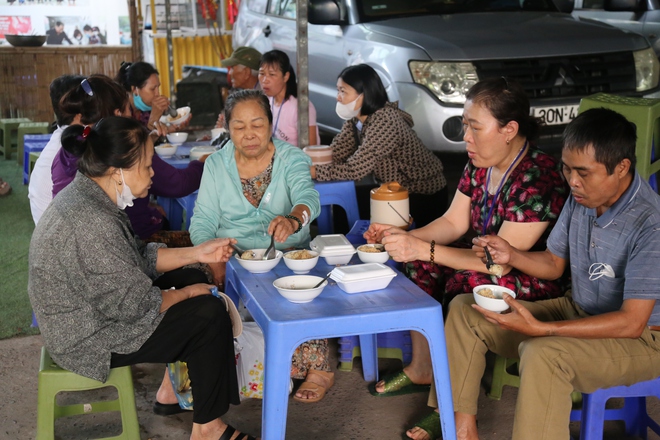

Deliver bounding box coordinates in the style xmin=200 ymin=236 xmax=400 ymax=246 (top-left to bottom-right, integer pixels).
xmin=406 ymin=426 xmax=433 ymax=440
xmin=156 ymin=368 xmax=179 ymax=405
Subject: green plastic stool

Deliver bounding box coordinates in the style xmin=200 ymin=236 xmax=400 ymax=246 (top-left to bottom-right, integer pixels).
xmin=488 ymin=355 xmax=582 ymax=405
xmin=0 ymin=117 xmax=31 ymax=160
xmin=17 ymin=122 xmax=49 ymax=166
xmin=579 ymin=93 xmax=660 ymax=186
xmin=338 ymin=346 xmax=405 ymax=372
xmin=36 ymin=347 xmax=140 ymax=440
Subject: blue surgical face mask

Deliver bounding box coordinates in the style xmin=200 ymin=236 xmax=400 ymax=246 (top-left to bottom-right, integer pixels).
xmin=133 ymin=93 xmax=151 ymax=112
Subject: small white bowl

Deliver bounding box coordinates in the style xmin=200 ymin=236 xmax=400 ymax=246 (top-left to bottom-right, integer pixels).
xmin=357 ymin=244 xmax=389 ymax=264
xmin=190 ymin=146 xmax=216 ymax=161
xmin=154 ymin=143 xmax=178 ymax=159
xmin=234 ymin=249 xmax=283 ymax=274
xmin=283 ymin=250 xmax=319 ymax=274
xmin=167 ymin=132 xmax=188 ymax=144
xmin=273 ymin=275 xmax=327 ymax=303
xmin=160 ymin=106 xmax=191 ymax=126
xmin=473 ymin=284 xmax=516 ymax=313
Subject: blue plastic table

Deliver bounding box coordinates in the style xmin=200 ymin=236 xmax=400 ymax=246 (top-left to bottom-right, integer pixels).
xmin=224 ymin=257 xmax=456 ymax=440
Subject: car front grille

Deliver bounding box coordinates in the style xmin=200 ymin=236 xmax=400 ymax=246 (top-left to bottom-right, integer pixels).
xmin=474 ymin=52 xmax=636 ymax=99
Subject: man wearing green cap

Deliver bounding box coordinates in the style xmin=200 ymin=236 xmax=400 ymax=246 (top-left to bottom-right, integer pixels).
xmin=221 ymin=46 xmax=262 ymax=91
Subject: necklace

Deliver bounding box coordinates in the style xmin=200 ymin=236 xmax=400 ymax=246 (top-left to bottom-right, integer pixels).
xmin=481 ymin=141 xmax=528 ymax=235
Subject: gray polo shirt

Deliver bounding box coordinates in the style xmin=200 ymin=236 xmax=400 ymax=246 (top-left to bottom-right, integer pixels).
xmin=547 ymin=172 xmax=660 ymax=325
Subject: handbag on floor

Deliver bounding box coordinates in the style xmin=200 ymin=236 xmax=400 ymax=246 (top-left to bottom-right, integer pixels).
xmin=234 ymin=322 xmax=266 ymax=400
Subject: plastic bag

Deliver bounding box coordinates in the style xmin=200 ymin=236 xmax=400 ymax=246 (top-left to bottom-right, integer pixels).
xmin=234 ymin=322 xmax=265 ymax=400
xmin=166 ymin=361 xmax=194 ymax=410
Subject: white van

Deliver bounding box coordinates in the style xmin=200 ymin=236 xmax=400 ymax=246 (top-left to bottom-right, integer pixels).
xmin=234 ymin=0 xmax=660 ymax=152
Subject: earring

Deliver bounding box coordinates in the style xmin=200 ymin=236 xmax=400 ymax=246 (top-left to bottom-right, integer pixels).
xmin=506 ymin=138 xmax=510 ymax=145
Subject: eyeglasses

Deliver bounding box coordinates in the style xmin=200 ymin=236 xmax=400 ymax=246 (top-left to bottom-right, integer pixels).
xmin=81 ymin=78 xmax=94 ymax=96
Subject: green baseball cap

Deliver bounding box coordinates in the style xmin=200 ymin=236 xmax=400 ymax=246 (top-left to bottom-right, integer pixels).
xmin=221 ymin=46 xmax=263 ymax=71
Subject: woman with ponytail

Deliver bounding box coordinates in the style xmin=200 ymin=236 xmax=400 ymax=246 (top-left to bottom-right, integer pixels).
xmin=30 ymin=116 xmax=257 ymax=440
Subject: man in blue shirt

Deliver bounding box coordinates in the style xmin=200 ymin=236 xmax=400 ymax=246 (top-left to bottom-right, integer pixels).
xmin=407 ymin=108 xmax=660 ymax=440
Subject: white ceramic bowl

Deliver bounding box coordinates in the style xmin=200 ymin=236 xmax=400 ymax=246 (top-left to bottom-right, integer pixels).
xmin=154 ymin=143 xmax=178 ymax=158
xmin=273 ymin=275 xmax=327 ymax=303
xmin=283 ymin=250 xmax=319 ymax=274
xmin=190 ymin=146 xmax=216 ymax=161
xmin=234 ymin=249 xmax=283 ymax=274
xmin=357 ymin=244 xmax=389 ymax=264
xmin=166 ymin=132 xmax=188 ymax=144
xmin=160 ymin=106 xmax=191 ymax=126
xmin=473 ymin=284 xmax=516 ymax=313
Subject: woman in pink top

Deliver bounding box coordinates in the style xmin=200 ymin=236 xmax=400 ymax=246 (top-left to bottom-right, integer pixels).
xmin=258 ymin=50 xmax=320 ymax=147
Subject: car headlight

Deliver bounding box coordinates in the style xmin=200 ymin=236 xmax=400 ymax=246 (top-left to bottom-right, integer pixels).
xmin=633 ymin=47 xmax=660 ymax=92
xmin=409 ymin=61 xmax=479 ymax=104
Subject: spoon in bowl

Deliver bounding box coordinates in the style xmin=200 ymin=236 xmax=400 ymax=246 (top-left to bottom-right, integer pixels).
xmin=313 ymin=272 xmax=332 ymax=288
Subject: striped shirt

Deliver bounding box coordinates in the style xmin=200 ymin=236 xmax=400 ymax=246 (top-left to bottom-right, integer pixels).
xmin=547 ymin=172 xmax=660 ymax=324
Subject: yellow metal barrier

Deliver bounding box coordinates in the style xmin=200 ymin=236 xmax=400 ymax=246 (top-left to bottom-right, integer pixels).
xmin=153 ymin=34 xmax=232 ymax=97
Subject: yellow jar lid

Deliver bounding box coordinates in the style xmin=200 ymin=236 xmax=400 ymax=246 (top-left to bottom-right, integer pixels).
xmin=370 ymin=182 xmax=409 ymax=201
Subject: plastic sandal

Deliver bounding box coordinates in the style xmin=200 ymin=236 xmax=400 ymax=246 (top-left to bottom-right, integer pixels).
xmin=218 ymin=424 xmax=256 ymax=440
xmin=407 ymin=411 xmax=441 ymax=440
xmin=293 ymin=369 xmax=335 ymax=403
xmin=369 ymin=370 xmax=431 ymax=397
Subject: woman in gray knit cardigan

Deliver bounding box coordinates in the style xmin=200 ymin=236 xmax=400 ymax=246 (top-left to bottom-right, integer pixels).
xmin=28 ymin=116 xmax=257 ymax=440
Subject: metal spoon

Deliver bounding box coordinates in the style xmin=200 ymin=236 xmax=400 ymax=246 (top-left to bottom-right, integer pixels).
xmin=230 ymin=243 xmax=254 ymax=259
xmin=313 ymin=272 xmax=332 ymax=288
xmin=263 ymin=234 xmax=276 ymax=260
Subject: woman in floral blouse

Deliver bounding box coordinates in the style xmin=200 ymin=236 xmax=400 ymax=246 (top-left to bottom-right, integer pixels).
xmin=363 ymin=78 xmax=568 ymax=422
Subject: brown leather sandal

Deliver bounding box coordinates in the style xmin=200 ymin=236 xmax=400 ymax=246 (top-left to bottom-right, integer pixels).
xmin=293 ymin=369 xmax=334 ymax=403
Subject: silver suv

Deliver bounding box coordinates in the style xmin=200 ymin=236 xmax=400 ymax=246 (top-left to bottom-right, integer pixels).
xmin=233 ymin=0 xmax=660 ymax=153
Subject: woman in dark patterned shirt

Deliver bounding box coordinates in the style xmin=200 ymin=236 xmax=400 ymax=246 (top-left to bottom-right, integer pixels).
xmin=364 ymin=78 xmax=568 ymax=415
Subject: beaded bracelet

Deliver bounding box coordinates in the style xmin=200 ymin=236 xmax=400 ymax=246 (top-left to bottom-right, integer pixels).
xmin=285 ymin=214 xmax=303 ymax=233
xmin=430 ymin=240 xmax=436 ymax=264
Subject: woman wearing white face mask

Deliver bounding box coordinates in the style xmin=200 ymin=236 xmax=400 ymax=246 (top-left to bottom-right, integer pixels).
xmin=310 ymin=64 xmax=448 ymax=227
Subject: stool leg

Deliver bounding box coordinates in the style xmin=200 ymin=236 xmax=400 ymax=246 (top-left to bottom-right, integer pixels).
xmin=580 ymin=392 xmax=608 ymax=440
xmin=487 ymin=356 xmax=520 ymax=400
xmin=111 ymin=367 xmax=140 ymax=439
xmin=359 ymin=333 xmax=379 ymax=382
xmin=36 ymin=373 xmax=56 ymax=440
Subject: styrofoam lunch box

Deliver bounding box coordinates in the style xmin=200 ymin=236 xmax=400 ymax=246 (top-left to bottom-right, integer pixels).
xmin=309 ymin=234 xmax=356 ymax=265
xmin=330 ymin=263 xmax=397 ymax=293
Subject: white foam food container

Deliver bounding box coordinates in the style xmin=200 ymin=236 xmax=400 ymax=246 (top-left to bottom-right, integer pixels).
xmin=309 ymin=234 xmax=356 ymax=265
xmin=330 ymin=263 xmax=397 ymax=293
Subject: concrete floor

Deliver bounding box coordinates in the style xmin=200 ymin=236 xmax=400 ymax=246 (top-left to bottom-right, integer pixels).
xmin=3 ymin=334 xmax=660 ymax=440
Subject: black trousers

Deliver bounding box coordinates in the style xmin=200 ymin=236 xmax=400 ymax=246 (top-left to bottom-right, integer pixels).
xmin=110 ymin=269 xmax=239 ymax=424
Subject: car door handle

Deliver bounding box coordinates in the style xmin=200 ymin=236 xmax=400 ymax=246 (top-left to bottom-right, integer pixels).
xmin=263 ymin=25 xmax=271 ymax=37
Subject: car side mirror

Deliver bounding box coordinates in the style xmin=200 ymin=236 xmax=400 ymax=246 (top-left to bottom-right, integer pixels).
xmin=604 ymin=0 xmax=642 ymax=12
xmin=309 ymin=0 xmax=347 ymax=25
xmin=553 ymin=0 xmax=575 ymax=13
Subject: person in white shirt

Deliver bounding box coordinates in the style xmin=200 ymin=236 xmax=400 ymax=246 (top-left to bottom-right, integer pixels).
xmin=28 ymin=74 xmax=84 ymax=225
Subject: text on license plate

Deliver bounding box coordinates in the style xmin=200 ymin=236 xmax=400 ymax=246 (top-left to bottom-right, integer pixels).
xmin=531 ymin=105 xmax=579 ymax=126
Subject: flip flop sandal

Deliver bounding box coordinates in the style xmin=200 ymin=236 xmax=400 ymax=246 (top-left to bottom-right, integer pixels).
xmin=368 ymin=370 xmax=431 ymax=397
xmin=293 ymin=369 xmax=334 ymax=403
xmin=405 ymin=412 xmax=442 ymax=440
xmin=152 ymin=401 xmax=189 ymax=416
xmin=218 ymin=424 xmax=256 ymax=440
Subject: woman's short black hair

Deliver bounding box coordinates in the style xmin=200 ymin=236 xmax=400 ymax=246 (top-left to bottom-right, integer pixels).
xmin=260 ymin=50 xmax=297 ymax=100
xmin=338 ymin=64 xmax=388 ymax=117
xmin=465 ymin=77 xmax=541 ymax=143
xmin=59 ymin=74 xmax=129 ymax=125
xmin=563 ymin=108 xmax=637 ymax=174
xmin=224 ymin=89 xmax=273 ymax=129
xmin=50 ymin=74 xmax=86 ymax=126
xmin=115 ymin=61 xmax=159 ymax=92
xmin=61 ymin=116 xmax=150 ymax=178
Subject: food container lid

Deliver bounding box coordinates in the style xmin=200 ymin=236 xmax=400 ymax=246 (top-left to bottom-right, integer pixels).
xmin=310 ymin=234 xmax=356 ymax=257
xmin=330 ymin=263 xmax=396 ymax=282
xmin=370 ymin=182 xmax=409 ymax=201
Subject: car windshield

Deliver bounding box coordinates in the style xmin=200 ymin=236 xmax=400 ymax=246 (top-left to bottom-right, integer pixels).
xmin=357 ymin=0 xmax=557 ymax=21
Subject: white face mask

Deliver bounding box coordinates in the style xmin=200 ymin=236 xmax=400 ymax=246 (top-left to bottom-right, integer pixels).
xmin=588 ymin=262 xmax=615 ymax=281
xmin=335 ymin=94 xmax=362 ymax=120
xmin=115 ymin=168 xmax=136 ymax=210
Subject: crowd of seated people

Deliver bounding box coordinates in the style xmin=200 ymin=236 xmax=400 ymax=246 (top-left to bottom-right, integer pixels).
xmin=25 ymin=44 xmax=660 ymax=440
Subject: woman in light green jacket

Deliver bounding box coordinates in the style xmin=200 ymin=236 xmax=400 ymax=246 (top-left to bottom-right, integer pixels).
xmin=190 ymin=90 xmax=334 ymax=403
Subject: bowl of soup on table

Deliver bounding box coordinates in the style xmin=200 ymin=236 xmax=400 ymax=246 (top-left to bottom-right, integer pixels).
xmin=357 ymin=244 xmax=389 ymax=264
xmin=234 ymin=249 xmax=283 ymax=274
xmin=283 ymin=249 xmax=319 ymax=274
xmin=273 ymin=275 xmax=327 ymax=303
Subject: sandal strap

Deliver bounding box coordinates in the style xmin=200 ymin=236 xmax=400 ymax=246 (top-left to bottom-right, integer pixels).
xmin=218 ymin=425 xmax=236 ymax=440
xmin=413 ymin=412 xmax=442 ymax=440
xmin=380 ymin=370 xmax=413 ymax=393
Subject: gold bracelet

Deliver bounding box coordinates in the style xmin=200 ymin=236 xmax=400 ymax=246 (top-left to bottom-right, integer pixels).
xmin=430 ymin=240 xmax=435 ymax=264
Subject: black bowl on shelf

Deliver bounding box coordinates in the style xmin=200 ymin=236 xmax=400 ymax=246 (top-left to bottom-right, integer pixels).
xmin=5 ymin=35 xmax=47 ymax=47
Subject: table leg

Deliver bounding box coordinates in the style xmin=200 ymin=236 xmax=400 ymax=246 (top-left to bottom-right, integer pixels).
xmin=423 ymin=318 xmax=457 ymax=440
xmin=262 ymin=325 xmax=294 ymax=439
xmin=358 ymin=333 xmax=379 ymax=382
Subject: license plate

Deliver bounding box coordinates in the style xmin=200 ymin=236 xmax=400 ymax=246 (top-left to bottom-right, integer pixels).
xmin=531 ymin=105 xmax=579 ymax=126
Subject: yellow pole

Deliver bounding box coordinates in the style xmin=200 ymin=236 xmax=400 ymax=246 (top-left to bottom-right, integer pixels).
xmin=150 ymin=0 xmax=157 ymax=34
